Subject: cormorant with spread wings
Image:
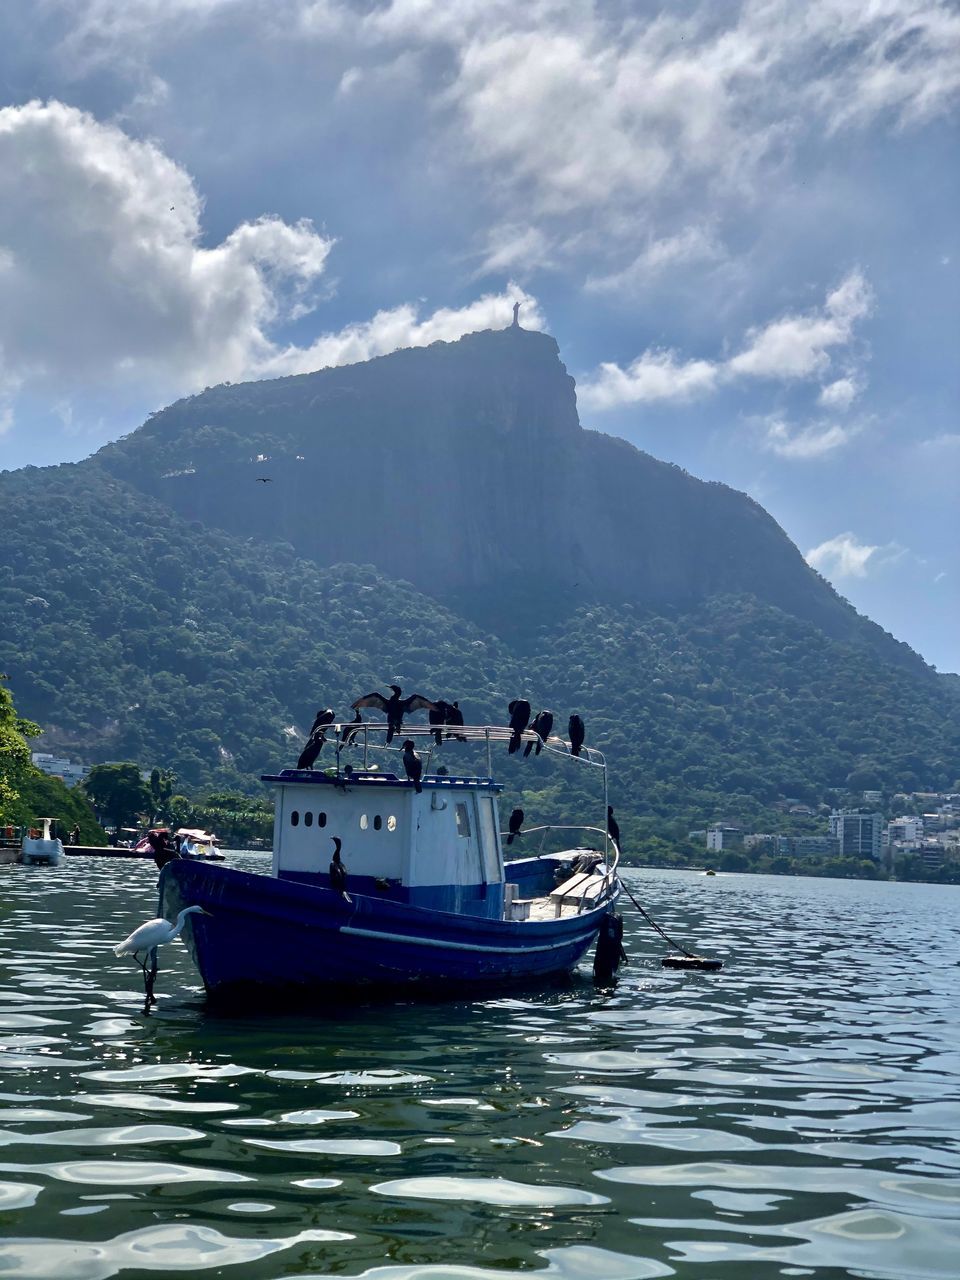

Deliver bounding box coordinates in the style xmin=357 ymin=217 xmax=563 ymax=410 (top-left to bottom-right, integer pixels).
xmin=352 ymin=685 xmax=438 ymax=743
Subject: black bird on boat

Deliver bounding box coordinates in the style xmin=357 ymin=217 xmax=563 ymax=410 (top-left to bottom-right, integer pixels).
xmin=340 ymin=709 xmax=363 ymax=749
xmin=429 ymin=699 xmax=454 ymax=745
xmin=353 ymin=686 xmax=438 ymax=743
xmin=445 ymin=700 xmax=467 ymax=741
xmin=507 ymin=807 xmax=524 ymax=844
xmin=329 ymin=838 xmax=349 ymax=898
xmin=297 ymin=708 xmax=335 ymax=769
xmin=568 ymin=714 xmax=585 ymax=757
xmin=523 ymin=709 xmax=554 ymax=757
xmin=402 ymin=740 xmax=423 ymax=793
xmin=607 ymin=806 xmax=621 ymax=850
xmin=507 ymin=699 xmax=531 ymax=754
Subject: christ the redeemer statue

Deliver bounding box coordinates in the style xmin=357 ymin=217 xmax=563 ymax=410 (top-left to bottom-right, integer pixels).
xmin=512 ymin=300 xmax=521 ymax=327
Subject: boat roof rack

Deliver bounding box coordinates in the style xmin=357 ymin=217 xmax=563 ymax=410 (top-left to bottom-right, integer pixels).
xmin=321 ymin=722 xmax=606 ymax=770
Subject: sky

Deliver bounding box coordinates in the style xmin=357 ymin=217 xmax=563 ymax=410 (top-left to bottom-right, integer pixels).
xmin=0 ymin=0 xmax=957 ymax=672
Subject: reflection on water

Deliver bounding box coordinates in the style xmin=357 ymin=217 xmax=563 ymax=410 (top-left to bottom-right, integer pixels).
xmin=0 ymin=856 xmax=958 ymax=1279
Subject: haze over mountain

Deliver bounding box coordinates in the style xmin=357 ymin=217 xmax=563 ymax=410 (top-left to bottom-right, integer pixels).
xmin=1 ymin=327 xmax=956 ymax=840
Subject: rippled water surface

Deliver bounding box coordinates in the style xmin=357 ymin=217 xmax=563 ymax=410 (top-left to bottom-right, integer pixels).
xmin=1 ymin=857 xmax=958 ymax=1280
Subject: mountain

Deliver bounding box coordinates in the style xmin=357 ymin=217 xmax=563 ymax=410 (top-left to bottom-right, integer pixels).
xmin=1 ymin=325 xmax=956 ymax=841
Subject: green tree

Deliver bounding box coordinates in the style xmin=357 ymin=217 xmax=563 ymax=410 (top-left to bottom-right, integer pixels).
xmin=83 ymin=763 xmax=152 ymax=836
xmin=149 ymin=767 xmax=177 ymax=823
xmin=0 ymin=676 xmax=40 ymax=820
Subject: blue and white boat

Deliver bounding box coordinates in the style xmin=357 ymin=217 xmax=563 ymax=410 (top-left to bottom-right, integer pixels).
xmin=160 ymin=721 xmax=622 ymax=1001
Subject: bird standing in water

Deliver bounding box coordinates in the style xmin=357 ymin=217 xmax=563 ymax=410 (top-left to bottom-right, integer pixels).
xmin=353 ymin=686 xmax=438 ymax=743
xmin=402 ymin=740 xmax=423 ymax=792
xmin=114 ymin=905 xmax=209 ymax=1006
xmin=568 ymin=714 xmax=585 ymax=757
xmin=523 ymin=710 xmax=554 ymax=757
xmin=507 ymin=699 xmax=531 ymax=754
xmin=507 ymin=807 xmax=524 ymax=844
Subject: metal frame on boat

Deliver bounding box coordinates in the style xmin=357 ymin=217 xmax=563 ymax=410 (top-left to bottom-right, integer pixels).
xmin=161 ymin=719 xmax=622 ymax=1001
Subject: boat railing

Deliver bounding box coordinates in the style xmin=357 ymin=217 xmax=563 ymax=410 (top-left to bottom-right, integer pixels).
xmin=328 ymin=721 xmax=606 ymax=773
xmin=507 ymin=823 xmax=621 ymax=904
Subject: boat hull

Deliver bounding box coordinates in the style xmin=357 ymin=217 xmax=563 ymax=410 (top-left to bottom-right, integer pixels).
xmin=160 ymin=860 xmax=613 ymax=1001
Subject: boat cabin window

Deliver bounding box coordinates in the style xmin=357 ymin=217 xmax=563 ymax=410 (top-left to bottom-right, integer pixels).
xmin=387 ymin=815 xmax=397 ymax=832
xmin=291 ymin=810 xmax=300 ymax=826
xmin=373 ymin=815 xmax=382 ymax=831
xmin=360 ymin=813 xmax=368 ymax=830
xmin=304 ymin=811 xmax=313 ymax=827
xmin=455 ymin=803 xmax=471 ymax=838
xmin=318 ymin=812 xmax=327 ymax=827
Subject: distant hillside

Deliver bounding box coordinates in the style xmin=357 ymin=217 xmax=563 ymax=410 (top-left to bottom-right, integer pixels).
xmin=1 ymin=326 xmax=956 ymax=837
xmin=93 ymin=327 xmax=922 ymax=668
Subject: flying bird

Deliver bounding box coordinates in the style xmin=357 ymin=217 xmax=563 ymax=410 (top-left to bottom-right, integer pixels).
xmin=507 ymin=699 xmax=531 ymax=754
xmin=256 ymin=477 xmax=273 ymax=483
xmin=353 ymin=686 xmax=438 ymax=743
xmin=523 ymin=709 xmax=554 ymax=757
xmin=402 ymin=740 xmax=423 ymax=792
xmin=568 ymin=714 xmax=585 ymax=757
xmin=297 ymin=708 xmax=335 ymax=769
xmin=507 ymin=807 xmax=524 ymax=844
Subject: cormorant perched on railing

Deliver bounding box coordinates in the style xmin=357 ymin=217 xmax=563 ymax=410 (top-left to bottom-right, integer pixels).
xmin=607 ymin=806 xmax=621 ymax=850
xmin=445 ymin=700 xmax=467 ymax=741
xmin=523 ymin=709 xmax=554 ymax=757
xmin=402 ymin=740 xmax=423 ymax=792
xmin=429 ymin=699 xmax=454 ymax=745
xmin=507 ymin=699 xmax=531 ymax=754
xmin=297 ymin=709 xmax=335 ymax=769
xmin=340 ymin=709 xmax=363 ymax=748
xmin=507 ymin=807 xmax=524 ymax=844
xmin=353 ymin=686 xmax=438 ymax=743
xmin=568 ymin=714 xmax=585 ymax=757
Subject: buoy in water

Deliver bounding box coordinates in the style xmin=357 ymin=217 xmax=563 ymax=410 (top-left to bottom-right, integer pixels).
xmin=661 ymin=954 xmax=723 ymax=972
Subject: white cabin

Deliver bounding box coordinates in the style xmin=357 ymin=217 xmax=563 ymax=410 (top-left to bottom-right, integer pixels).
xmin=263 ymin=768 xmax=506 ymax=917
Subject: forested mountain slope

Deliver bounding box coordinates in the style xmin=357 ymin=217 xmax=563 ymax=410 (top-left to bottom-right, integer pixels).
xmin=1 ymin=327 xmax=955 ymax=835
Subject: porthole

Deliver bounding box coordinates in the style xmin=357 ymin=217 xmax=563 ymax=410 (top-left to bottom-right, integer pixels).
xmin=387 ymin=815 xmax=397 ymax=832
xmin=360 ymin=813 xmax=369 ymax=830
xmin=305 ymin=811 xmax=313 ymax=827
xmin=291 ymin=810 xmax=300 ymax=827
xmin=373 ymin=815 xmax=382 ymax=831
xmin=318 ymin=811 xmax=327 ymax=827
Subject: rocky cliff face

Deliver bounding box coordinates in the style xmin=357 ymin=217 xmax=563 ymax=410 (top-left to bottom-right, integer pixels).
xmin=96 ymin=325 xmax=914 ymax=663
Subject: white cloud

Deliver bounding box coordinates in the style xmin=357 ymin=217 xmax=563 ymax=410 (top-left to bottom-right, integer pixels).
xmin=728 ymin=270 xmax=873 ymax=380
xmin=0 ymin=101 xmax=335 ymax=396
xmin=585 ymin=226 xmax=724 ymax=293
xmin=473 ymin=225 xmax=553 ymax=279
xmin=0 ymin=405 xmax=13 ymax=437
xmin=0 ymin=100 xmax=540 ymax=408
xmin=806 ymin=532 xmax=881 ymax=578
xmin=579 ymin=270 xmax=872 ymax=411
xmin=578 ymin=351 xmax=719 ymax=411
xmin=762 ymin=417 xmax=860 ymax=459
xmin=258 ymin=283 xmax=545 ymax=378
xmin=818 ymin=376 xmax=861 ymax=410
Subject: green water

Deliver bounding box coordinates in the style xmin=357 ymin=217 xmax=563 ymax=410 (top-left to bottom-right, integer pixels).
xmin=0 ymin=857 xmax=958 ymax=1280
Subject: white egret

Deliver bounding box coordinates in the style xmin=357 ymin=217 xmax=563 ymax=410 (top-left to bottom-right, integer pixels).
xmin=114 ymin=905 xmax=209 ymax=964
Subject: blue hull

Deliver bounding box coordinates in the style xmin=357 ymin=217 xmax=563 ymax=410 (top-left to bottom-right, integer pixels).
xmin=160 ymin=861 xmax=613 ymax=1000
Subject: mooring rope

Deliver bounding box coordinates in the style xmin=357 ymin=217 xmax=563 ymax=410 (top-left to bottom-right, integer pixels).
xmin=618 ymin=881 xmax=697 ymax=958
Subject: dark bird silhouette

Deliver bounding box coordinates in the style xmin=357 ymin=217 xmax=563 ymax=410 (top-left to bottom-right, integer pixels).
xmin=353 ymin=686 xmax=438 ymax=743
xmin=568 ymin=714 xmax=585 ymax=757
xmin=444 ymin=700 xmax=467 ymax=741
xmin=402 ymin=740 xmax=423 ymax=792
xmin=523 ymin=709 xmax=554 ymax=757
xmin=329 ymin=838 xmax=349 ymax=898
xmin=507 ymin=807 xmax=524 ymax=844
xmin=507 ymin=699 xmax=531 ymax=754
xmin=429 ymin=699 xmax=453 ymax=745
xmin=340 ymin=709 xmax=363 ymax=749
xmin=607 ymin=806 xmax=621 ymax=850
xmin=255 ymin=477 xmax=273 ymax=483
xmin=297 ymin=708 xmax=334 ymax=769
